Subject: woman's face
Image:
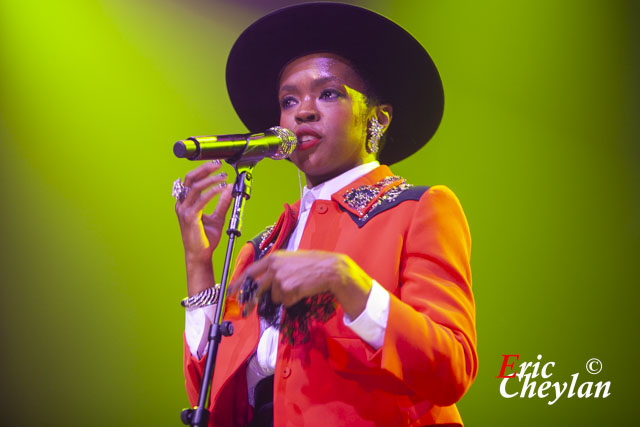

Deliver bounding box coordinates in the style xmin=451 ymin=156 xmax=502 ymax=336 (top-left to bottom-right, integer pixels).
xmin=278 ymin=53 xmax=375 ymax=187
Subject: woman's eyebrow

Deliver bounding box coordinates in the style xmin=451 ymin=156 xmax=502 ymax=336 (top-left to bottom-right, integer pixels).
xmin=310 ymin=76 xmax=341 ymax=89
xmin=279 ymin=84 xmax=297 ymax=94
xmin=279 ymin=76 xmax=343 ymax=94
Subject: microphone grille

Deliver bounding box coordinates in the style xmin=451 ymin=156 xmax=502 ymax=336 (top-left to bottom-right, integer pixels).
xmin=268 ymin=126 xmax=297 ymax=160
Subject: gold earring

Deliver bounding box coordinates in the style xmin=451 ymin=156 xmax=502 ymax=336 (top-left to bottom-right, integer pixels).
xmin=367 ymin=117 xmax=384 ymax=154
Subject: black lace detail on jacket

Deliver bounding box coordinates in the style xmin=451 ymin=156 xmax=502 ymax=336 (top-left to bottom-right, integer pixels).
xmin=281 ymin=293 xmax=337 ymax=345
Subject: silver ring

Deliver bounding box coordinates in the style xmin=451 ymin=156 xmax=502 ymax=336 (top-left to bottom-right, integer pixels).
xmin=172 ymin=178 xmax=190 ymax=202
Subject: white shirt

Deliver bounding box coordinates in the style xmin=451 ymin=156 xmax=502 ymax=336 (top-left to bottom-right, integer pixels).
xmin=185 ymin=161 xmax=390 ymax=405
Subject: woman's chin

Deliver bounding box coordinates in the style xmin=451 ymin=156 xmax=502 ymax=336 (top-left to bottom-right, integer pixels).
xmin=291 ymin=151 xmax=323 ymax=173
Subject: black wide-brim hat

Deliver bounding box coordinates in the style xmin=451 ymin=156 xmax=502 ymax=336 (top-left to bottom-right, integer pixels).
xmin=226 ymin=2 xmax=444 ymax=165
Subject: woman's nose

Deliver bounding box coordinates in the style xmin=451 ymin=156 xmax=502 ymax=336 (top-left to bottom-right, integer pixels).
xmin=295 ymin=98 xmax=319 ymax=123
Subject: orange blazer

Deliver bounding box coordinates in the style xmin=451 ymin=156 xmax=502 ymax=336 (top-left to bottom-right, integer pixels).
xmin=184 ymin=165 xmax=477 ymax=426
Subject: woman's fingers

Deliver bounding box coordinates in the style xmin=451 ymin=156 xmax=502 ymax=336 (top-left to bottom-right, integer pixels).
xmin=231 ymin=251 xmax=348 ymax=315
xmin=239 ymin=269 xmax=276 ymax=316
xmin=201 ymin=185 xmax=234 ymax=247
xmin=256 ymin=268 xmax=277 ymax=303
xmin=183 ymin=160 xmax=222 ymax=187
xmin=183 ymin=172 xmax=228 ymax=207
xmin=268 ymin=271 xmax=283 ymax=306
xmin=201 ymin=183 xmax=233 ymax=221
xmin=176 ymin=162 xmax=230 ymax=225
xmin=229 ymin=256 xmax=273 ymax=311
xmin=175 ymin=162 xmax=233 ymax=261
xmin=192 ymin=180 xmax=228 ymax=213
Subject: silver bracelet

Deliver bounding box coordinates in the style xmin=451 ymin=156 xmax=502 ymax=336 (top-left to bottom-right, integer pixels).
xmin=181 ymin=284 xmax=221 ymax=308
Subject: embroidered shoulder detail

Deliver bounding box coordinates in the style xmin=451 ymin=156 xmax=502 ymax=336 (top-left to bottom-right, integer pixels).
xmin=257 ymin=225 xmax=277 ymax=260
xmin=259 ymin=225 xmax=275 ymax=248
xmin=341 ymin=175 xmax=417 ymax=220
xmin=342 ymin=175 xmax=407 ymax=216
xmin=340 ymin=185 xmax=430 ymax=228
xmin=363 ymin=181 xmax=414 ymax=220
xmin=249 ymin=224 xmax=276 ymax=261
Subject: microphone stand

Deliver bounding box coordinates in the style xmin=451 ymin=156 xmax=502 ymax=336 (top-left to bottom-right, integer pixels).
xmin=180 ymin=159 xmax=256 ymax=427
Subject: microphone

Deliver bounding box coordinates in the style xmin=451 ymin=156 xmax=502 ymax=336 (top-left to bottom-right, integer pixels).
xmin=173 ymin=126 xmax=297 ymax=162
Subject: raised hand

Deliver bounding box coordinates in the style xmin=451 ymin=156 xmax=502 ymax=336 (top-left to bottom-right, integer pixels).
xmin=175 ymin=160 xmax=233 ymax=296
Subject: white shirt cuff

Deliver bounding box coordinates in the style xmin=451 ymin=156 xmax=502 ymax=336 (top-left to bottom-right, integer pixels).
xmin=342 ymin=280 xmax=390 ymax=350
xmin=184 ymin=304 xmax=217 ymax=359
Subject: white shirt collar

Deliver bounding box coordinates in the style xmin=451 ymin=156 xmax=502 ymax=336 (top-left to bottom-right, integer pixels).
xmin=300 ymin=161 xmax=380 ymax=212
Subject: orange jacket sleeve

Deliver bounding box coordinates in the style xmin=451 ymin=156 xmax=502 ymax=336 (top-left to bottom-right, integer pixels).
xmin=381 ymin=185 xmax=477 ymax=406
xmin=183 ymin=241 xmax=257 ymax=406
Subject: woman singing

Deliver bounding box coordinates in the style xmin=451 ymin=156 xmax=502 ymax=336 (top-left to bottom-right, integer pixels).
xmin=174 ymin=3 xmax=477 ymax=426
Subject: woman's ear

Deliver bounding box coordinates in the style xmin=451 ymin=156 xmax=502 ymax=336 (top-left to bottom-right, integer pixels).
xmin=365 ymin=104 xmax=393 ymax=158
xmin=376 ymin=104 xmax=393 ymax=132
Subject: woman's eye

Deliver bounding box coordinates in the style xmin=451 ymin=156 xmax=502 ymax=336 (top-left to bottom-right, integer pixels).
xmin=320 ymin=89 xmax=342 ymax=100
xmin=280 ymin=96 xmax=297 ymax=109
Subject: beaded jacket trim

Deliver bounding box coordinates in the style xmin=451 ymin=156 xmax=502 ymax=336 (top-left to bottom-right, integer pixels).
xmin=257 ymin=224 xmax=275 ymax=259
xmin=341 ymin=175 xmax=414 ymax=223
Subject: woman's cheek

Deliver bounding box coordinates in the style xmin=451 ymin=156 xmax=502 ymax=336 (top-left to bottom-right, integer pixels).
xmin=279 ymin=113 xmax=291 ymax=128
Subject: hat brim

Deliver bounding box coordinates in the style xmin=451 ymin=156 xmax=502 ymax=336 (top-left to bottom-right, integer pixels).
xmin=226 ymin=2 xmax=444 ymax=165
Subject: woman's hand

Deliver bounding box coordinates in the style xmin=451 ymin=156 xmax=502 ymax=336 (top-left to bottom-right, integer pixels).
xmin=231 ymin=250 xmax=373 ymax=319
xmin=175 ymin=160 xmax=233 ymax=296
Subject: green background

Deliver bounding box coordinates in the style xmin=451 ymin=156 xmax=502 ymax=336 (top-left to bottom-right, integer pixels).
xmin=1 ymin=0 xmax=638 ymax=425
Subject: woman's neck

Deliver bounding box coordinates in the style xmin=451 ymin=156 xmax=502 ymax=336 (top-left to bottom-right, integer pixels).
xmin=304 ymin=157 xmax=377 ymax=188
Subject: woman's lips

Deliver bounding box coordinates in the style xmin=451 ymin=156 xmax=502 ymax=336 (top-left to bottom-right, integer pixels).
xmin=296 ymin=128 xmax=322 ymax=150
xmin=297 ymin=135 xmax=321 ymax=150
